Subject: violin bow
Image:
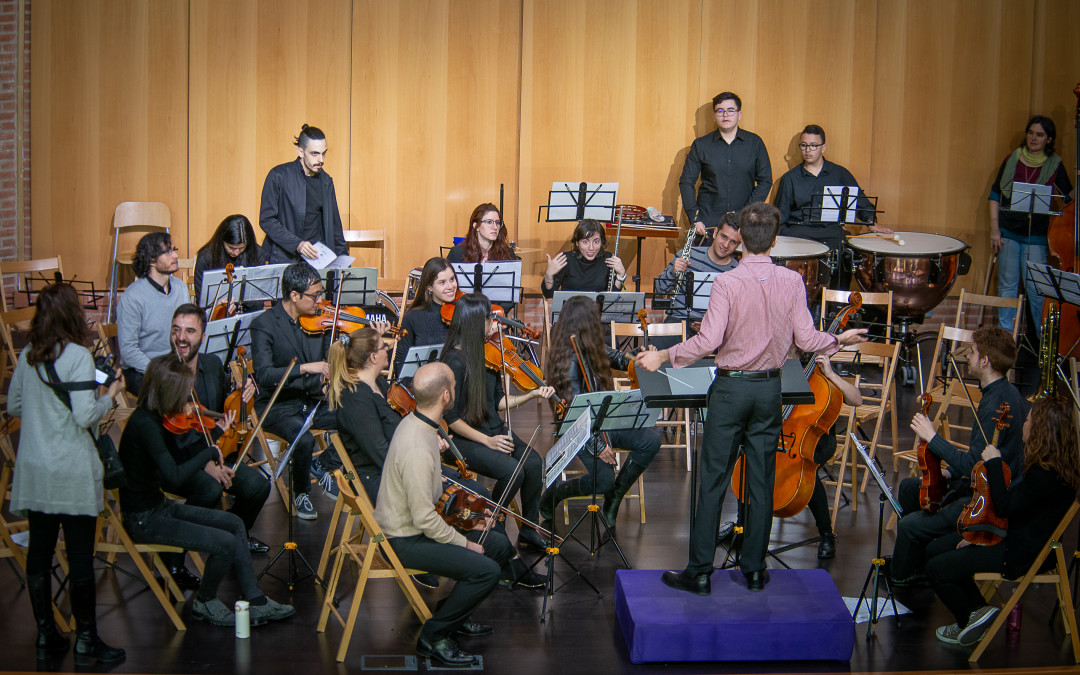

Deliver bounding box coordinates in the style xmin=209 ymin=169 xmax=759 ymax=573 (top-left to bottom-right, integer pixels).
xmin=231 ymin=358 xmax=296 ymax=470
xmin=476 ymin=424 xmax=543 ymax=546
xmin=495 ymin=320 xmax=513 ymax=437
xmin=443 ymin=471 xmax=562 ymax=545
xmin=947 ymin=353 xmax=989 ymax=445
xmin=328 ymin=270 xmax=347 ymax=345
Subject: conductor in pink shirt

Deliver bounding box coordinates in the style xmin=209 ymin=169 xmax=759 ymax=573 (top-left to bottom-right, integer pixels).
xmin=636 ymin=202 xmax=867 ymax=593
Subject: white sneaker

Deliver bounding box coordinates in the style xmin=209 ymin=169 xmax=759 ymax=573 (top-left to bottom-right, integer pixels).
xmin=935 ymin=622 xmax=961 ymax=644
xmin=958 ymin=606 xmax=999 ymax=646
xmin=294 ymin=493 xmax=317 ymax=520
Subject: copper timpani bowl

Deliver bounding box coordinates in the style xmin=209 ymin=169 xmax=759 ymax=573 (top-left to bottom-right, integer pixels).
xmin=765 ymin=236 xmax=833 ymax=302
xmin=847 ymin=232 xmax=970 ymax=318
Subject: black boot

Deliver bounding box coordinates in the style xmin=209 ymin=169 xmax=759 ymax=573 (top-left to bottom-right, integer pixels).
xmin=539 ymin=478 xmax=584 ymax=530
xmin=71 ymin=576 xmax=125 ymax=666
xmin=27 ymin=571 xmax=69 ymax=660
xmin=602 ymin=460 xmax=647 ymax=528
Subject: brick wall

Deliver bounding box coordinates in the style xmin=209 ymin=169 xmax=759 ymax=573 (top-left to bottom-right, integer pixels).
xmin=0 ymin=0 xmax=29 ymax=301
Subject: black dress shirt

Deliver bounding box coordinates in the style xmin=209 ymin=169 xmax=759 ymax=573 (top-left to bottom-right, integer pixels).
xmin=679 ymin=128 xmax=772 ymax=227
xmin=774 ymin=159 xmax=875 ymax=249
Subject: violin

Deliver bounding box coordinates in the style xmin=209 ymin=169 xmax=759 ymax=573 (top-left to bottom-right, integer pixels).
xmin=627 ymin=308 xmax=649 ymax=389
xmin=483 ymin=333 xmax=568 ymax=419
xmin=385 ymin=381 xmax=477 ymax=480
xmin=439 ymin=290 xmax=542 ymax=340
xmin=959 ymin=402 xmax=1012 ymax=546
xmin=163 ymin=402 xmax=222 ymax=436
xmin=731 ymin=293 xmax=863 ymax=516
xmin=916 ymin=393 xmax=947 ymax=512
xmin=436 ymin=476 xmax=561 ymax=543
xmin=218 ymin=345 xmax=257 ymax=458
xmin=208 ymin=263 xmax=235 ymax=321
xmin=299 ymin=299 xmax=405 ymax=338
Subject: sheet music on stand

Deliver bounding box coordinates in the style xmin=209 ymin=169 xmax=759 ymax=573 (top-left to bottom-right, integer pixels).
xmin=200 ymin=263 xmax=290 ymax=309
xmin=851 ymin=432 xmax=903 ymax=516
xmin=1026 ymin=262 xmax=1080 ymax=306
xmin=451 ymin=261 xmax=523 ymax=305
xmin=551 ymin=291 xmax=645 ymax=323
xmin=651 ymin=271 xmax=717 ymax=313
xmin=803 ymin=186 xmax=881 ymax=225
xmin=544 ymin=410 xmax=593 ymax=488
xmin=201 ymin=309 xmax=265 ymax=364
xmin=554 ymin=389 xmax=660 ymax=437
xmin=319 ymin=267 xmax=378 ymax=307
xmin=274 ymin=404 xmax=321 ymax=481
xmin=396 ymin=344 xmax=443 ymax=380
xmin=1007 ymin=182 xmax=1058 ymax=217
xmin=537 ymin=181 xmax=618 ymax=222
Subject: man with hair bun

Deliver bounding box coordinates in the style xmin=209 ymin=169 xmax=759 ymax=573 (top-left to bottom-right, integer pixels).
xmin=259 ymin=124 xmax=348 ymax=264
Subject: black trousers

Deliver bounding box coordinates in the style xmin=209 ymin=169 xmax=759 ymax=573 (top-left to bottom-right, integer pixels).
xmin=687 ymin=375 xmax=782 ymax=576
xmin=925 ymin=532 xmax=1005 ymax=626
xmin=891 ymin=476 xmax=968 ymax=579
xmin=567 ymin=427 xmax=662 ymax=497
xmin=260 ymin=400 xmax=339 ymax=494
xmin=168 ymin=460 xmax=271 ymax=531
xmin=27 ymin=511 xmax=97 ymax=580
xmin=453 ymin=433 xmax=542 ymax=522
xmin=388 ymin=529 xmax=513 ymax=641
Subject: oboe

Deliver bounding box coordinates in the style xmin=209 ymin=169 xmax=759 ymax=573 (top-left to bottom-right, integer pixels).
xmin=673 ymin=210 xmax=702 ymax=287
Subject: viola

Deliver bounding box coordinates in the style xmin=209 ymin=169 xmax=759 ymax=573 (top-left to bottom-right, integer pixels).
xmin=959 ymin=402 xmax=1012 ymax=546
xmin=484 ymin=333 xmax=568 ymax=419
xmin=299 ymin=299 xmax=405 ymax=338
xmin=731 ymin=293 xmax=863 ymax=516
xmin=208 ymin=263 xmax=235 ymax=322
xmin=385 ymin=381 xmax=477 ymax=480
xmin=1044 ymin=84 xmax=1080 ymax=358
xmin=218 ymin=345 xmax=256 ymax=458
xmin=916 ymin=393 xmax=947 ymax=512
xmin=627 ymin=308 xmax=649 ymax=389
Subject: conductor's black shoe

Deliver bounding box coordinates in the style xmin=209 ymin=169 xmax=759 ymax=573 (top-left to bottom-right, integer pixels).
xmin=716 ymin=521 xmax=736 ymax=545
xmin=167 ymin=566 xmax=202 ymax=592
xmin=517 ymin=528 xmax=547 ymax=551
xmin=248 ymin=536 xmax=270 ymax=555
xmin=416 ymin=636 xmax=478 ymax=666
xmin=817 ymin=532 xmax=837 ymax=559
xmin=661 ymin=570 xmax=711 ymax=596
xmin=744 ymin=569 xmax=770 ymax=592
xmin=455 ymin=620 xmax=494 ymax=637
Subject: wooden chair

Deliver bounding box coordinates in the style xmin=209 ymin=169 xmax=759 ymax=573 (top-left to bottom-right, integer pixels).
xmin=1 ymin=305 xmax=35 ymax=392
xmin=0 ymin=255 xmax=63 ymax=311
xmin=316 ymin=433 xmax=362 ymax=579
xmin=176 ymin=257 xmax=196 ymax=300
xmin=969 ymin=501 xmax=1080 ymax=663
xmin=820 ymin=375 xmax=861 ymax=529
xmin=821 ymin=289 xmax=892 ymax=344
xmin=955 ymin=289 xmax=1023 ymax=337
xmin=316 ymin=470 xmax=431 ymax=663
xmin=610 ymin=320 xmax=691 ymax=470
xmin=344 ymin=229 xmax=388 ymax=277
xmin=107 ymin=201 xmax=171 ymax=322
xmin=92 ymin=322 xmax=134 ymax=411
xmin=832 ymin=341 xmax=900 ymax=494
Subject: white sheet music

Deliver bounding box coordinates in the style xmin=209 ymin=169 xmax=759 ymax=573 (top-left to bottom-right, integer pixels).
xmin=543 ymin=410 xmax=593 ymax=488
xmin=821 ymin=185 xmax=859 ymax=223
xmin=309 ymin=242 xmax=355 ymax=270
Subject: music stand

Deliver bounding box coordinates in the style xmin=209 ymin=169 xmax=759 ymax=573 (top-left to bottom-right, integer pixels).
xmin=259 ymin=405 xmax=325 ymax=591
xmin=1025 ymin=262 xmax=1080 ymax=410
xmin=537 ymin=181 xmax=618 ymax=223
xmin=396 ymin=344 xmax=442 ymax=380
xmin=551 ymin=291 xmax=645 ymax=324
xmin=200 ymin=309 xmax=265 ymax=365
xmin=850 ymin=433 xmax=902 ymax=640
xmin=200 ymin=264 xmax=290 ymax=311
xmin=319 ymin=267 xmax=378 ymax=307
xmin=451 ymin=261 xmax=523 ymax=306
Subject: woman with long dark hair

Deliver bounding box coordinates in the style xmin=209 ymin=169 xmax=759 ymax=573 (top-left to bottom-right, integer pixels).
xmin=193 ymin=214 xmax=265 ymax=306
xmin=446 ymin=203 xmax=517 ymax=264
xmin=543 ymin=295 xmax=661 ymax=529
xmin=393 ymin=257 xmax=458 ymax=377
xmin=117 ymin=354 xmax=294 ymax=629
xmin=541 ymin=218 xmax=627 ymax=297
xmin=440 ymin=293 xmax=553 ymax=550
xmin=989 ymin=115 xmax=1075 ymax=333
xmin=8 ymin=283 xmax=126 ymax=664
xmin=925 ymin=395 xmax=1080 ymax=647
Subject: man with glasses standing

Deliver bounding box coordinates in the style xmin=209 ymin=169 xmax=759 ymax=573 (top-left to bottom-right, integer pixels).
xmin=679 ymin=92 xmax=772 ymax=246
xmin=249 ymin=262 xmax=341 ymax=520
xmin=773 ymin=124 xmax=890 ymax=289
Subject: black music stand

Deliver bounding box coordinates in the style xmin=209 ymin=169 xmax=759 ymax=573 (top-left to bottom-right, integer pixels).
xmin=201 ymin=263 xmax=289 ymax=312
xmin=451 ymin=261 xmax=523 ymax=309
xmin=537 ymin=181 xmax=618 ymax=223
xmin=395 ymin=344 xmax=442 ymax=381
xmin=551 ymin=291 xmax=645 ymax=325
xmin=201 ymin=310 xmax=265 ymax=366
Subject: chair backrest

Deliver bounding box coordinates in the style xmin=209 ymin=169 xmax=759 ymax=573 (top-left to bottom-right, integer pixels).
xmin=957 ymin=289 xmax=1023 ymax=337
xmin=610 ymin=320 xmax=686 ymax=348
xmin=925 ymin=323 xmax=974 ymax=391
xmin=344 ymin=229 xmax=387 ymax=277
xmin=1 ymin=305 xmax=36 ymax=375
xmin=113 ymin=201 xmax=171 ymax=232
xmin=0 ymin=256 xmax=64 ymax=312
xmin=821 ymin=288 xmax=893 ymax=341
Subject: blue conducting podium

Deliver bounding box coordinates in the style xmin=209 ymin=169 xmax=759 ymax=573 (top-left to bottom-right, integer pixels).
xmin=620 ymin=359 xmax=854 ymax=664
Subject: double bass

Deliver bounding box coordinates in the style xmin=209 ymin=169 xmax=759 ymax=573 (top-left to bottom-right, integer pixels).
xmin=958 ymin=402 xmax=1012 ymax=546
xmin=731 ymin=293 xmax=863 ymax=517
xmin=1045 ymin=83 xmax=1080 ymax=357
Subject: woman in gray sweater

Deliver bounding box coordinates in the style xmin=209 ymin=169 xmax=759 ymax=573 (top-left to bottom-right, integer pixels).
xmin=7 ymin=283 xmax=125 ymax=665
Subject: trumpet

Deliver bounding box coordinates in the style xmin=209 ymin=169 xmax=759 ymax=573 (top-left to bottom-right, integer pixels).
xmin=1029 ymin=299 xmax=1060 ymax=402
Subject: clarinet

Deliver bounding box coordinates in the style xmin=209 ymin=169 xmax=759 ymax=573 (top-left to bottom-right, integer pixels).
xmin=607 ymin=205 xmax=625 ymax=291
xmin=673 ymin=210 xmax=702 ymax=287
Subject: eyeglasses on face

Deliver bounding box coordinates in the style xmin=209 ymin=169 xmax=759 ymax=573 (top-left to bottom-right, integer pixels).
xmin=799 ymin=143 xmax=823 ymax=151
xmin=480 ymin=219 xmax=503 ymax=227
xmin=714 ymin=108 xmax=739 ymax=116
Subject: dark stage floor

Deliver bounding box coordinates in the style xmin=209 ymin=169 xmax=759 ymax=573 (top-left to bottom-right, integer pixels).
xmin=2 ymin=343 xmax=1079 ymax=674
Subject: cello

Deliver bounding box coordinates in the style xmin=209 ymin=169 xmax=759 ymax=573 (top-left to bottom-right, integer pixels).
xmin=1044 ymin=83 xmax=1080 ymax=358
xmin=958 ymin=402 xmax=1012 ymax=546
xmin=731 ymin=293 xmax=863 ymax=517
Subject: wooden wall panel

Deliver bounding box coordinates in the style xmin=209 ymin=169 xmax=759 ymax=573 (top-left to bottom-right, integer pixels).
xmin=868 ymin=0 xmax=1035 ymax=294
xmin=1032 ymin=0 xmax=1079 ymax=202
xmin=350 ymin=0 xmax=522 ymax=280
xmin=518 ymin=0 xmax=701 ymax=287
xmin=31 ymin=0 xmax=188 ymax=287
xmin=188 ymin=0 xmax=352 ymax=263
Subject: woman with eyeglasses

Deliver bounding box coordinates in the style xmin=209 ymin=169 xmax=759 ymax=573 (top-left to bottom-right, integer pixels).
xmin=393 ymin=257 xmax=458 ymax=378
xmin=440 ymin=293 xmax=554 ymax=551
xmin=541 ymin=218 xmax=627 ymax=298
xmin=328 ymin=324 xmax=544 ymax=588
xmin=446 ymin=203 xmax=518 ymax=264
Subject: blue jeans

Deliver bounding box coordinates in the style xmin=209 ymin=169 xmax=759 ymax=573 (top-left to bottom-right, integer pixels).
xmin=997 ymin=237 xmax=1046 ymax=335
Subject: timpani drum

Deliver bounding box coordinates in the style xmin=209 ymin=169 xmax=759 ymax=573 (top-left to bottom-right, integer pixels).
xmin=848 ymin=232 xmax=970 ymax=318
xmin=769 ymin=236 xmax=833 ymax=301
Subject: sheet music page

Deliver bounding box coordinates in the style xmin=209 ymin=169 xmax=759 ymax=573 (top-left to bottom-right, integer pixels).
xmin=308 ymin=242 xmax=355 ymax=270
xmin=821 ymin=185 xmax=859 ymax=223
